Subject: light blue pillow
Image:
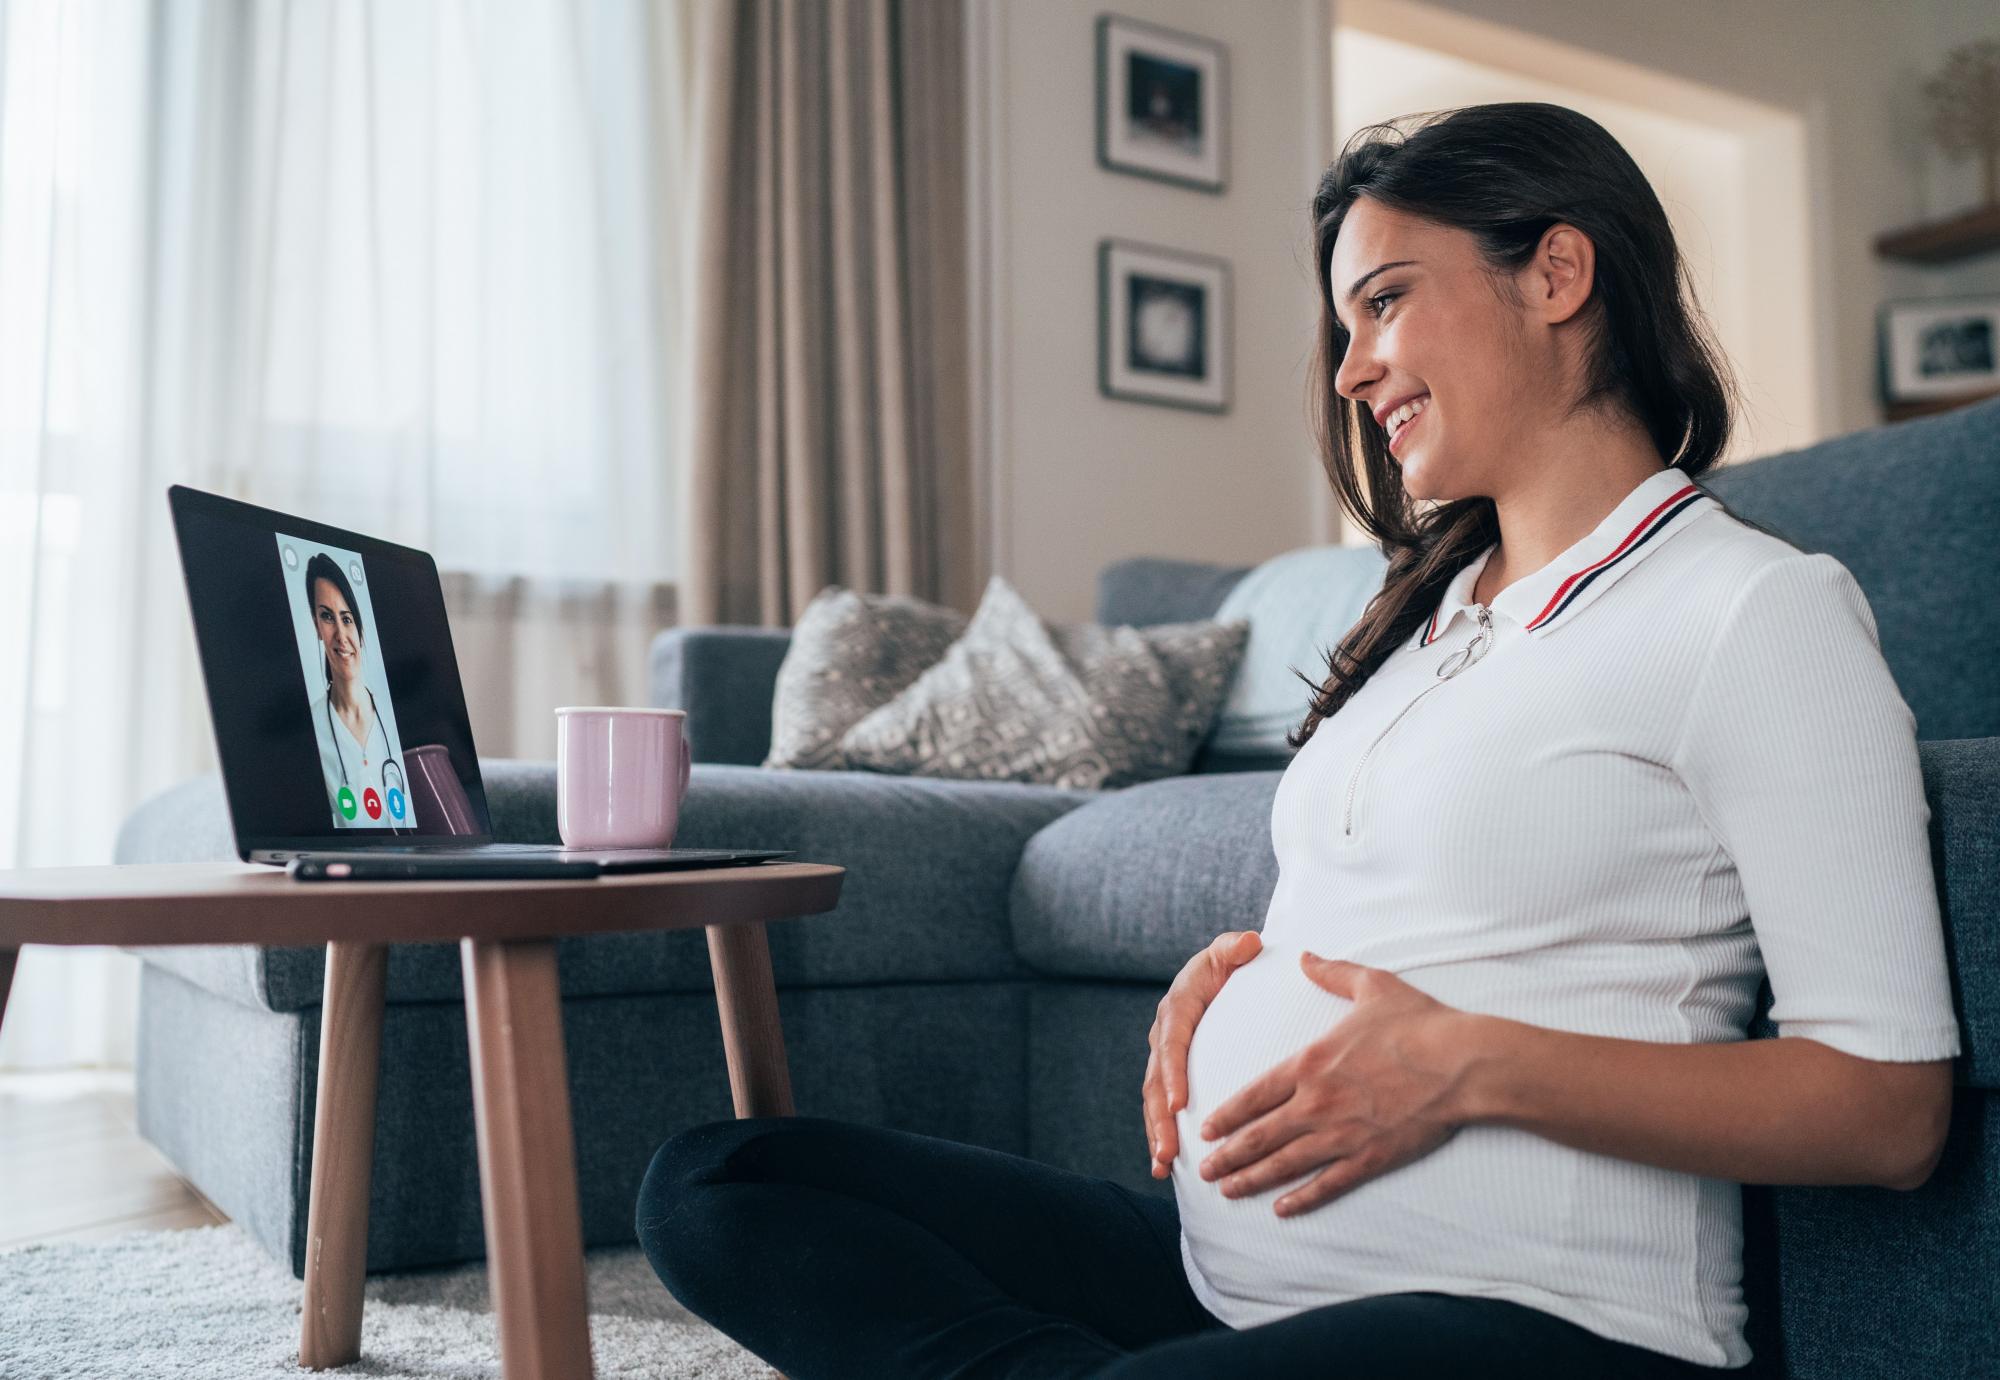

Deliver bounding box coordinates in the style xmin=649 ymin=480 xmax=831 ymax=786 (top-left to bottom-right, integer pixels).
xmin=1206 ymin=545 xmax=1388 ymax=755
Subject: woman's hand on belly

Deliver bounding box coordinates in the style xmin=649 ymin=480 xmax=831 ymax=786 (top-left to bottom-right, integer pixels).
xmin=1192 ymin=954 xmax=1479 ymax=1218
xmin=1143 ymin=929 xmax=1265 ymax=1179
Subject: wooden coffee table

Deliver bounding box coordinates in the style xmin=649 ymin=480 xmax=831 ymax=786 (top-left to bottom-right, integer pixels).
xmin=0 ymin=858 xmax=844 ymax=1379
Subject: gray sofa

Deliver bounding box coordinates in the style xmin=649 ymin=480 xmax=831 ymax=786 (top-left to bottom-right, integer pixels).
xmin=119 ymin=397 xmax=1999 ymax=1379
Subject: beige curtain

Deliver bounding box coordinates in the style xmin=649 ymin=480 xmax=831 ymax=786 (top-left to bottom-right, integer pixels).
xmin=682 ymin=0 xmax=977 ymax=628
xmin=441 ymin=574 xmax=680 ymax=760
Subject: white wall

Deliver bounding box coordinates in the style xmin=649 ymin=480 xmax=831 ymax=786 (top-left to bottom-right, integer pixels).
xmin=969 ymin=0 xmax=1331 ymax=623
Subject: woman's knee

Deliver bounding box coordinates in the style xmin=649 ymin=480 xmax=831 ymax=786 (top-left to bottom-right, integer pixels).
xmin=634 ymin=1116 xmax=812 ymax=1294
xmin=639 ymin=1118 xmax=775 ymax=1229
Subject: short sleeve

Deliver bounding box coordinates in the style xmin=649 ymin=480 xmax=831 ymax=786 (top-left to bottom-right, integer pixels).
xmin=1670 ymin=553 xmax=1961 ymax=1063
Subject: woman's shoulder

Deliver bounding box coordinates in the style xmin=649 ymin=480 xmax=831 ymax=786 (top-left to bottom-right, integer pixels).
xmin=1676 ymin=500 xmax=1812 ymax=581
xmin=1668 ymin=505 xmax=1859 ymax=611
xmin=1614 ymin=506 xmax=1878 ymax=679
xmin=1663 ymin=509 xmax=1884 ymax=677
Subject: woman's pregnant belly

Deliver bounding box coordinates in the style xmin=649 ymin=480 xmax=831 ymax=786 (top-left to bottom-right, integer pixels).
xmin=1171 ymin=939 xmax=1353 ymax=1216
xmin=1170 ymin=940 xmax=1597 ymax=1329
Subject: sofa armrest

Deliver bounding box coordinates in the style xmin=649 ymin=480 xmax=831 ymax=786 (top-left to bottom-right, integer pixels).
xmin=648 ymin=626 xmax=793 ymax=765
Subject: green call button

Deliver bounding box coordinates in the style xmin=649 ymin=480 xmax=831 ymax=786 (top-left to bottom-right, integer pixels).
xmin=337 ymin=787 xmax=358 ymax=820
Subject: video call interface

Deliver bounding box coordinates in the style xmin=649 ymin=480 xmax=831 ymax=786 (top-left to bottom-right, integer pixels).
xmin=173 ymin=491 xmax=490 ymax=845
xmin=277 ymin=533 xmax=416 ymax=830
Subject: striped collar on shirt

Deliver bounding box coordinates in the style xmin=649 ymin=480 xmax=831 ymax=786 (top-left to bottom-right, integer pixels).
xmin=1418 ymin=466 xmax=1717 ymax=646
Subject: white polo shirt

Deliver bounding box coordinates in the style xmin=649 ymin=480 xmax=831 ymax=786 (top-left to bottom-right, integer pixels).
xmin=1170 ymin=464 xmax=1962 ymax=1369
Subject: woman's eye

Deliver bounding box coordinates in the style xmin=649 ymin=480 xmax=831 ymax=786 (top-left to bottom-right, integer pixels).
xmin=1366 ymin=291 xmax=1399 ymax=318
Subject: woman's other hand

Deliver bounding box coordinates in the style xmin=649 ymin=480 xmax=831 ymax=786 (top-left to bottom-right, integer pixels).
xmin=1144 ymin=930 xmax=1263 ymax=1179
xmin=1193 ymin=953 xmax=1477 ymax=1216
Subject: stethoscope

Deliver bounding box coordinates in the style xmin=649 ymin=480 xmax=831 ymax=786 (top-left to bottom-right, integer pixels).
xmin=325 ymin=674 xmax=408 ymax=826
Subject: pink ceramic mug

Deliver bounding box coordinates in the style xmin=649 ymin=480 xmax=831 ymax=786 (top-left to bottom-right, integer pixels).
xmin=555 ymin=707 xmax=693 ymax=850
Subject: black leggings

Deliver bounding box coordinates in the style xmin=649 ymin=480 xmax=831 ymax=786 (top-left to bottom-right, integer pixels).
xmin=635 ymin=1115 xmax=1737 ymax=1379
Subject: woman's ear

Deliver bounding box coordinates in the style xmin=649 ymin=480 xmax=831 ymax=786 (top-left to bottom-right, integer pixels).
xmin=1527 ymin=222 xmax=1595 ymax=327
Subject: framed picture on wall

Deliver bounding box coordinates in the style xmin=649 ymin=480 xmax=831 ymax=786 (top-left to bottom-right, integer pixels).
xmin=1879 ymin=295 xmax=2000 ymax=402
xmin=1096 ymin=14 xmax=1227 ymax=193
xmin=1099 ymin=238 xmax=1230 ymax=413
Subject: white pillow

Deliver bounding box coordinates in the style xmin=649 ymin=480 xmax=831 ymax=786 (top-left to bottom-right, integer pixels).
xmin=1206 ymin=545 xmax=1388 ymax=756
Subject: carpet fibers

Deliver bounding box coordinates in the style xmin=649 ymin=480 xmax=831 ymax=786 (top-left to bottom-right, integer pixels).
xmin=0 ymin=1224 xmax=777 ymax=1378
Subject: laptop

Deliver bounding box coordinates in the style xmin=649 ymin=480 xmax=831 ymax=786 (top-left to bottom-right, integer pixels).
xmin=167 ymin=484 xmax=793 ymax=877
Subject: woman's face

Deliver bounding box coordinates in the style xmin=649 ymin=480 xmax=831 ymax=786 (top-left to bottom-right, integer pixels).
xmin=312 ymin=577 xmax=363 ymax=685
xmin=1328 ymin=198 xmax=1565 ymax=504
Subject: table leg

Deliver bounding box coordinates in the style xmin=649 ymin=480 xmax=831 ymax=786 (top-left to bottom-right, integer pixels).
xmin=299 ymin=941 xmax=388 ymax=1370
xmin=704 ymin=920 xmax=794 ymax=1117
xmin=0 ymin=947 xmax=16 ymax=1041
xmin=461 ymin=939 xmax=594 ymax=1380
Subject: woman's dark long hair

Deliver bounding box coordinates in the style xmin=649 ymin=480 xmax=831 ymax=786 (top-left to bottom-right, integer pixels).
xmin=303 ymin=553 xmax=366 ymax=686
xmin=1290 ymin=102 xmax=1740 ymax=750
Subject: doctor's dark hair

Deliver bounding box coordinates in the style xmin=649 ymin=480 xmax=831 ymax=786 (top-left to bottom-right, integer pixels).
xmin=303 ymin=553 xmax=365 ymax=683
xmin=1289 ymin=102 xmax=1739 ymax=750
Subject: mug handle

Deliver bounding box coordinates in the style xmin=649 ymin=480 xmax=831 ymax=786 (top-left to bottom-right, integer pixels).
xmin=677 ymin=731 xmax=692 ymax=805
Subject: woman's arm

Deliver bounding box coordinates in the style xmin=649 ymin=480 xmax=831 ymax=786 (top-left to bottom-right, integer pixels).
xmin=1450 ymin=1011 xmax=1954 ymax=1190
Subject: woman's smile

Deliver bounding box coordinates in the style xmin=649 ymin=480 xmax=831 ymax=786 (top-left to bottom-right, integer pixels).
xmin=1387 ymin=394 xmax=1430 ymax=454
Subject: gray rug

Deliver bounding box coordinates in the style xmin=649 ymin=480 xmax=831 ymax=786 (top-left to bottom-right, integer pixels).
xmin=0 ymin=1225 xmax=778 ymax=1378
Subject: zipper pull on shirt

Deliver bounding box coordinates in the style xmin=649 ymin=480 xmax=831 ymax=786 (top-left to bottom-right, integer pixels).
xmin=1436 ymin=604 xmax=1495 ymax=680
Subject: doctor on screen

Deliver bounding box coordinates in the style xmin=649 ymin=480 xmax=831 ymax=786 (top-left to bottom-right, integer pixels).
xmin=302 ymin=553 xmax=407 ymax=829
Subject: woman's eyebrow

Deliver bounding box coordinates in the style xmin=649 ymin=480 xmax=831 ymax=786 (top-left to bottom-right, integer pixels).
xmin=1344 ymin=260 xmax=1418 ymax=308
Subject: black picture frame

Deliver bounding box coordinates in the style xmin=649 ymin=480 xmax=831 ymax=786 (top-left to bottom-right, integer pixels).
xmin=1099 ymin=237 xmax=1231 ymax=414
xmin=1878 ymin=294 xmax=2000 ymax=404
xmin=1095 ymin=13 xmax=1228 ymax=195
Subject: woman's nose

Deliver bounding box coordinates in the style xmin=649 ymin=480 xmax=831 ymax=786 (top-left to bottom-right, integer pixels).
xmin=1333 ymin=335 xmax=1380 ymax=404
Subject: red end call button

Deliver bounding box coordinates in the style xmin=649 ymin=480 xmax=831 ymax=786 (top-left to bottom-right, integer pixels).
xmin=362 ymin=788 xmax=383 ymax=820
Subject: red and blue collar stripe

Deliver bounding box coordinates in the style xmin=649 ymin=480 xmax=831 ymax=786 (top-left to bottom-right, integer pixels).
xmin=1420 ymin=481 xmax=1707 ymax=645
xmin=1524 ymin=483 xmax=1705 ymax=632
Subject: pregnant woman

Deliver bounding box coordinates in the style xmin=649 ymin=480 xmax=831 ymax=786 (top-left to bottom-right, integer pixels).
xmin=634 ymin=102 xmax=1960 ymax=1378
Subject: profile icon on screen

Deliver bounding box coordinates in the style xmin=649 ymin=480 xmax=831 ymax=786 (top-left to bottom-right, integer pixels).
xmin=289 ymin=544 xmax=415 ymax=831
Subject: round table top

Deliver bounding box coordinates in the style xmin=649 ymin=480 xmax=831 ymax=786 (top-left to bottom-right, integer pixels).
xmin=0 ymin=860 xmax=845 ymax=948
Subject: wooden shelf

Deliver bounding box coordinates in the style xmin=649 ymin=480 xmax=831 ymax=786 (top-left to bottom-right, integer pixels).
xmin=1883 ymin=387 xmax=2000 ymax=422
xmin=1875 ymin=203 xmax=2000 ymax=264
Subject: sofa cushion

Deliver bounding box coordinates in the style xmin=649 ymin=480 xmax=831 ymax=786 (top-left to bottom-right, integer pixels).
xmin=1926 ymin=737 xmax=2000 ymax=1089
xmin=839 ymin=576 xmax=1248 ymax=790
xmin=1094 ymin=557 xmax=1299 ymax=776
xmin=764 ymin=587 xmax=969 ymax=769
xmin=116 ymin=759 xmax=1096 ymax=1012
xmin=1010 ymin=770 xmax=1283 ymax=981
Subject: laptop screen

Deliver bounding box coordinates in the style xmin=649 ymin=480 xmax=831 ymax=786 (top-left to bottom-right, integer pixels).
xmin=168 ymin=484 xmax=493 ymax=855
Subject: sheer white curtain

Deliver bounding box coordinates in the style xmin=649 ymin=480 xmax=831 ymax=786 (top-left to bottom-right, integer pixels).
xmin=0 ymin=0 xmax=691 ymax=1069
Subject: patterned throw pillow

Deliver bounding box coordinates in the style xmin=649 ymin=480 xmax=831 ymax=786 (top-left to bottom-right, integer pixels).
xmin=835 ymin=576 xmax=1248 ymax=789
xmin=763 ymin=586 xmax=968 ymax=769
